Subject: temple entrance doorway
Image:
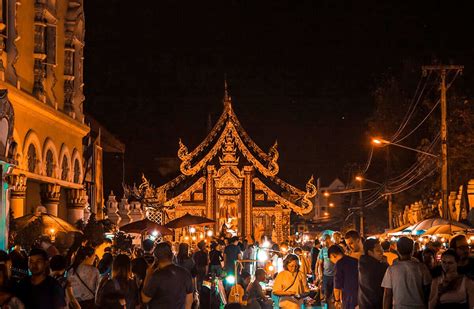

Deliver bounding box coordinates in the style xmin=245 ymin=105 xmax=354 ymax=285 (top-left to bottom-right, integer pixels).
xmin=218 ymin=198 xmax=239 ymax=237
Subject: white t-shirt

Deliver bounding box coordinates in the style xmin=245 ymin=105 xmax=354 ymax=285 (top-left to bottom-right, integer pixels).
xmin=381 ymin=259 xmax=431 ymax=309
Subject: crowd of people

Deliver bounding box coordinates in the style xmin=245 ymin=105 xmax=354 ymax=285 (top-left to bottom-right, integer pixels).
xmin=310 ymin=231 xmax=474 ymax=309
xmin=0 ymin=231 xmax=472 ymax=309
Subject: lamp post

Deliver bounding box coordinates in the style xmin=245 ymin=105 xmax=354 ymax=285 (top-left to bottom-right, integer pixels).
xmin=355 ymin=175 xmax=383 ymax=234
xmin=372 ymin=137 xmax=440 ymax=226
xmin=371 ymin=138 xmax=439 ymax=158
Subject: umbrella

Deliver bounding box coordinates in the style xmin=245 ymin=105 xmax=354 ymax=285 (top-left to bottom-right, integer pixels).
xmin=386 ymin=224 xmax=412 ymax=235
xmin=409 ymin=218 xmax=467 ymax=232
xmin=14 ymin=212 xmax=82 ymax=234
xmin=320 ymin=230 xmax=334 ymax=237
xmin=120 ymin=218 xmax=173 ymax=235
xmin=423 ymin=223 xmax=470 ymax=237
xmin=165 ymin=213 xmax=215 ymax=229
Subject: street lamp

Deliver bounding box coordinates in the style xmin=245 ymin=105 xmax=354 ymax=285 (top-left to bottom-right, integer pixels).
xmin=371 ymin=137 xmax=439 ymax=158
xmin=355 ymin=175 xmax=383 ymax=186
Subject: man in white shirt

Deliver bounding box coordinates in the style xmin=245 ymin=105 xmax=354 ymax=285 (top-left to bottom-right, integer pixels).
xmin=381 ymin=237 xmax=431 ymax=309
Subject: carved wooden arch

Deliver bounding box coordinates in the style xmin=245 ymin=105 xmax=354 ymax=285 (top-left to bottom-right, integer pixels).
xmin=22 ymin=130 xmax=43 ymax=172
xmin=58 ymin=143 xmax=72 ymax=181
xmin=71 ymin=148 xmax=83 ymax=183
xmin=42 ymin=137 xmax=60 ymax=177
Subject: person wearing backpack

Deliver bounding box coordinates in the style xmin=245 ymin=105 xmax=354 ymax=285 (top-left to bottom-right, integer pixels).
xmin=96 ymin=254 xmax=139 ymax=309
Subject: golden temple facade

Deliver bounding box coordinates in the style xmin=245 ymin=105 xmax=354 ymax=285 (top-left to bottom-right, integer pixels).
xmin=129 ymin=85 xmax=316 ymax=243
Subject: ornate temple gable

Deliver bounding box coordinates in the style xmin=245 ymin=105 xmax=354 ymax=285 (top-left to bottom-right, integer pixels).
xmin=252 ymin=176 xmax=316 ymax=215
xmin=164 ymin=177 xmax=206 ymax=207
xmin=179 ymin=121 xmax=279 ymax=177
xmin=177 ymin=89 xmax=273 ymax=167
xmin=214 ymin=166 xmax=242 ymax=188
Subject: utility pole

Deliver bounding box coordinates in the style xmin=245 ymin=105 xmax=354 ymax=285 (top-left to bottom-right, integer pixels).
xmin=387 ymin=194 xmax=393 ymax=229
xmin=359 ymin=181 xmax=364 ymax=237
xmin=386 ymin=146 xmax=393 ymax=229
xmin=422 ymin=64 xmax=463 ymax=220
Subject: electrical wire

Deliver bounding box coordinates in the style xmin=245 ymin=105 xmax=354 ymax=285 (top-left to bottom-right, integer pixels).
xmin=389 ymin=71 xmax=433 ymax=142
xmin=394 ymin=70 xmax=461 ymax=143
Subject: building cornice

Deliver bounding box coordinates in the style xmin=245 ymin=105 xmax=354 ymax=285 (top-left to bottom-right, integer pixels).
xmin=9 ymin=168 xmax=84 ymax=189
xmin=0 ymin=83 xmax=90 ymax=137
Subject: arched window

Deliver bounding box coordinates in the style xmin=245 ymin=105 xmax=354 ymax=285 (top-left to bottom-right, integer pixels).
xmin=73 ymin=159 xmax=80 ymax=183
xmin=27 ymin=144 xmax=37 ymax=173
xmin=45 ymin=150 xmax=54 ymax=177
xmin=61 ymin=156 xmax=69 ymax=180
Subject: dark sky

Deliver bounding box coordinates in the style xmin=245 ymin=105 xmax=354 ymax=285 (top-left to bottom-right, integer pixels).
xmin=83 ymin=0 xmax=474 ymax=189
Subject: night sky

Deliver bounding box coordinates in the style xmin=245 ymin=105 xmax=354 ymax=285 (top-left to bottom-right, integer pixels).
xmin=83 ymin=0 xmax=474 ymax=191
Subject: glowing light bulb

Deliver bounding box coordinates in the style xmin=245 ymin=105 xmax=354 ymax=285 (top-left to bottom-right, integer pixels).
xmin=184 ymin=236 xmax=189 ymax=241
xmin=257 ymin=250 xmax=269 ymax=262
xmin=199 ymin=233 xmax=204 ymax=239
xmin=189 ymin=227 xmax=196 ymax=233
xmin=225 ymin=275 xmax=235 ymax=285
xmin=50 ymin=228 xmax=55 ymax=234
xmin=192 ymin=236 xmax=197 ymax=241
xmin=206 ymin=230 xmax=213 ymax=237
xmin=268 ymin=265 xmax=274 ymax=272
xmin=152 ymin=230 xmax=158 ymax=237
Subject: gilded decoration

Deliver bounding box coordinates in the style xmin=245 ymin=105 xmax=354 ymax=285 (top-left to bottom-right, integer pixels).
xmin=252 ymin=177 xmax=315 ymax=215
xmin=164 ymin=177 xmax=206 ymax=206
xmin=122 ymin=85 xmax=316 ymax=242
xmin=179 ymin=122 xmax=279 ymax=177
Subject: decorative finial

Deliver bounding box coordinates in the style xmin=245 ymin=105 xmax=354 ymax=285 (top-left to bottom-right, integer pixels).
xmin=224 ymin=75 xmax=232 ymax=105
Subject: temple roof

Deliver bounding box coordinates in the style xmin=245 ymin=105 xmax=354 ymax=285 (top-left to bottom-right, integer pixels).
xmin=142 ymin=85 xmax=316 ymax=215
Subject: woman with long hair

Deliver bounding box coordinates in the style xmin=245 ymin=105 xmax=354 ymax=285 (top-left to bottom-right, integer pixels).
xmin=429 ymin=249 xmax=474 ymax=309
xmin=67 ymin=246 xmax=100 ymax=309
xmin=96 ymin=254 xmax=139 ymax=309
xmin=272 ymin=254 xmax=310 ymax=309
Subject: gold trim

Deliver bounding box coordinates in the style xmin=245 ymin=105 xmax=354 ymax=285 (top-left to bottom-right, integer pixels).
xmin=179 ymin=122 xmax=279 ymax=177
xmin=252 ymin=177 xmax=314 ymax=215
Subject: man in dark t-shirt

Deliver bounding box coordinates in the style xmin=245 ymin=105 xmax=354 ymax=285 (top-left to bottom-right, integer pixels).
xmin=329 ymin=245 xmax=358 ymax=309
xmin=224 ymin=236 xmax=241 ymax=275
xmin=142 ymin=242 xmax=193 ymax=309
xmin=16 ymin=248 xmax=66 ymax=309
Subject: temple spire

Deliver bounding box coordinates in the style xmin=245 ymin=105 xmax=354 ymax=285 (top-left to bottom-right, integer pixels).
xmin=223 ymin=76 xmax=232 ymax=107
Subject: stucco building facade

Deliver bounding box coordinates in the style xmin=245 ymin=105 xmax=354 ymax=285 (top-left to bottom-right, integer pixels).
xmin=0 ymin=0 xmax=88 ymax=229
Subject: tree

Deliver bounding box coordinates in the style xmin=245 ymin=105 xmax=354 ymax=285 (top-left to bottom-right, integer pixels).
xmin=82 ymin=213 xmax=105 ymax=247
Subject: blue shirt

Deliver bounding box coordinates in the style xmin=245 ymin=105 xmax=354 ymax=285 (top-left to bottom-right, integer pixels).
xmin=318 ymin=247 xmax=335 ymax=276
